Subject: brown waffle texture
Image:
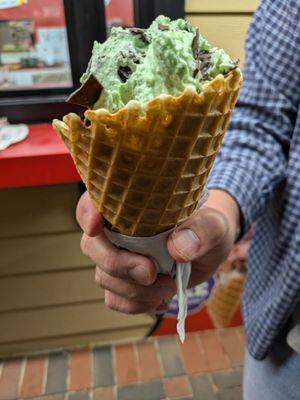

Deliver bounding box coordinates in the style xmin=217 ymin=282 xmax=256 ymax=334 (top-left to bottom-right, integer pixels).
xmin=207 ymin=273 xmax=246 ymax=328
xmin=53 ymin=68 xmax=242 ymax=237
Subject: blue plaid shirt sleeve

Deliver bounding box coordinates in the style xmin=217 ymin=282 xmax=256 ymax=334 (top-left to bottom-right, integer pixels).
xmin=207 ymin=0 xmax=300 ymax=233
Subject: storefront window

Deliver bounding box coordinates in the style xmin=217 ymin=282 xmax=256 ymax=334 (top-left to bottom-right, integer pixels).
xmin=105 ymin=0 xmax=134 ymax=33
xmin=0 ymin=0 xmax=183 ymax=123
xmin=0 ymin=0 xmax=72 ymax=91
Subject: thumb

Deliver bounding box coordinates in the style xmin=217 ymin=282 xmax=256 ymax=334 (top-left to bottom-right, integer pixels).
xmin=167 ymin=208 xmax=229 ymax=262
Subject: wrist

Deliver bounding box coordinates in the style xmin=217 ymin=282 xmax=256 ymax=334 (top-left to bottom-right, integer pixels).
xmin=205 ymin=189 xmax=241 ymax=242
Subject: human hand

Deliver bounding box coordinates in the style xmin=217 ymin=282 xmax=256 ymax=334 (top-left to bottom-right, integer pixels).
xmin=76 ymin=189 xmax=240 ymax=314
xmin=76 ymin=192 xmax=177 ymax=314
xmin=167 ymin=189 xmax=241 ymax=287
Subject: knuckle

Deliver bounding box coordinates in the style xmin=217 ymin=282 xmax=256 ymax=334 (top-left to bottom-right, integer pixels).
xmin=105 ymin=292 xmax=119 ymax=311
xmin=80 ymin=234 xmax=90 ymax=256
xmin=103 ymin=252 xmax=118 ymax=274
xmin=127 ymin=289 xmax=140 ymax=301
xmin=104 ymin=291 xmax=146 ymax=315
xmin=95 ymin=269 xmax=114 ymax=292
xmin=130 ymin=300 xmax=158 ymax=314
xmin=94 ymin=268 xmax=105 ymax=287
xmin=105 ymin=295 xmax=130 ymax=314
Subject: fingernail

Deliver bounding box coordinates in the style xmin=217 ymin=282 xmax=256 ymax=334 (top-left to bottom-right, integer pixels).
xmin=129 ymin=266 xmax=149 ymax=284
xmin=172 ymin=229 xmax=201 ymax=260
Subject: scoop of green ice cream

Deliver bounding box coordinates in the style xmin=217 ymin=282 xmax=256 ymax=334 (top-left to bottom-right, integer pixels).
xmin=76 ymin=16 xmax=237 ymax=113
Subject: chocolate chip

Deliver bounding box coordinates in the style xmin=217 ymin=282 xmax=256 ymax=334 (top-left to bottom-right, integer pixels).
xmin=129 ymin=27 xmax=145 ymax=35
xmin=225 ymin=65 xmax=238 ymax=75
xmin=224 ymin=59 xmax=239 ymax=76
xmin=192 ymin=28 xmax=200 ymax=59
xmin=200 ymin=62 xmax=212 ymax=74
xmin=118 ymin=66 xmax=132 ymax=82
xmin=128 ymin=50 xmax=140 ymax=63
xmin=129 ymin=27 xmax=150 ymax=44
xmin=197 ymin=52 xmax=212 ymax=77
xmin=193 ymin=68 xmax=199 ymax=78
xmin=193 ymin=50 xmax=212 ymax=80
xmin=158 ymin=24 xmax=169 ymax=31
xmin=198 ymin=52 xmax=211 ymax=62
xmin=67 ymin=74 xmax=103 ymax=108
xmin=140 ymin=34 xmax=150 ymax=44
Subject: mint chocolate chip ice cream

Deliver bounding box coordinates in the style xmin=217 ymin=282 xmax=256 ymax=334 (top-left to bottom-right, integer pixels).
xmin=68 ymin=15 xmax=237 ymax=113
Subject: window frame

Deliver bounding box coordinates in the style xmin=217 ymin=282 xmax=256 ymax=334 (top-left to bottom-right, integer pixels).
xmin=134 ymin=0 xmax=185 ymax=28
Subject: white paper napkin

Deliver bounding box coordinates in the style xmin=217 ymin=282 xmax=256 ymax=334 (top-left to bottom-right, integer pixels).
xmin=104 ymin=227 xmax=190 ymax=342
xmin=0 ymin=118 xmax=29 ymax=151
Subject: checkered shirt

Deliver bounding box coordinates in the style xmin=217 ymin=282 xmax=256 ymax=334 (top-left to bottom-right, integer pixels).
xmin=207 ymin=0 xmax=300 ymax=360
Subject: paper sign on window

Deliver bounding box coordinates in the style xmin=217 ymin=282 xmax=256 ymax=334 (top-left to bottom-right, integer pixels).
xmin=0 ymin=0 xmax=27 ymax=10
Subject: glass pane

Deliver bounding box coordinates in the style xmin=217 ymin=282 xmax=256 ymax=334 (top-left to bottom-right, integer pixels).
xmin=105 ymin=0 xmax=134 ymax=34
xmin=0 ymin=0 xmax=72 ymax=91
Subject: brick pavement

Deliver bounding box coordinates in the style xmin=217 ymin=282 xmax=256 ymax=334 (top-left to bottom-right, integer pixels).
xmin=0 ymin=328 xmax=244 ymax=400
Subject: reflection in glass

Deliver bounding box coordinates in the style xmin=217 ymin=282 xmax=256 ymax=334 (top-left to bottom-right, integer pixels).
xmin=105 ymin=0 xmax=134 ymax=34
xmin=0 ymin=0 xmax=72 ymax=90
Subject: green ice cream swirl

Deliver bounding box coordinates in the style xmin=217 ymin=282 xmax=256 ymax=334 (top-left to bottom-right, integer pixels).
xmin=81 ymin=15 xmax=236 ymax=113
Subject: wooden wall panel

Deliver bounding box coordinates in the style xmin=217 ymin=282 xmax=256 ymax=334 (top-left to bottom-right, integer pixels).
xmin=0 ymin=326 xmax=152 ymax=358
xmin=187 ymin=16 xmax=252 ymax=67
xmin=185 ymin=0 xmax=259 ymax=13
xmin=0 ymin=302 xmax=152 ymax=343
xmin=0 ymin=184 xmax=81 ymax=238
xmin=0 ymin=268 xmax=102 ymax=312
xmin=0 ymin=182 xmax=152 ymax=356
xmin=0 ymin=232 xmax=91 ymax=277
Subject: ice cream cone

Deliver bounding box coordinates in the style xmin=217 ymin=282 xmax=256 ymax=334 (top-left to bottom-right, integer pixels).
xmin=53 ymin=68 xmax=242 ymax=237
xmin=207 ymin=271 xmax=246 ymax=328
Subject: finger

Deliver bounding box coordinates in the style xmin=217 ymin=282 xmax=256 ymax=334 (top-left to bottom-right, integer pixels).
xmin=76 ymin=191 xmax=103 ymax=236
xmin=156 ymin=300 xmax=170 ymax=312
xmin=104 ymin=290 xmax=159 ymax=315
xmin=95 ymin=267 xmax=176 ymax=303
xmin=167 ymin=207 xmax=229 ymax=262
xmin=81 ymin=232 xmax=157 ymax=285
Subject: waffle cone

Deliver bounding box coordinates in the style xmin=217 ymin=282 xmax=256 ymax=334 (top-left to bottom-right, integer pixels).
xmin=207 ymin=273 xmax=246 ymax=328
xmin=53 ymin=69 xmax=242 ymax=236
